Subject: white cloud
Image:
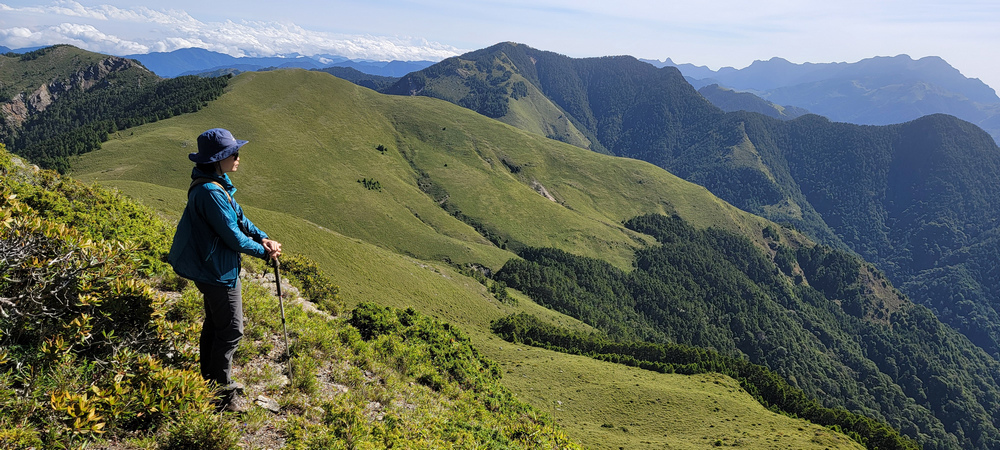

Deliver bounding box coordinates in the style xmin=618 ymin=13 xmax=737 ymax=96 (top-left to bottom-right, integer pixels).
xmin=0 ymin=1 xmax=461 ymax=61
xmin=0 ymin=27 xmax=32 ymax=39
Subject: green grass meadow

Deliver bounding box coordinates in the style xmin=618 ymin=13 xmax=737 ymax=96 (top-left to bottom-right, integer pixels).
xmin=71 ymin=69 xmax=857 ymax=448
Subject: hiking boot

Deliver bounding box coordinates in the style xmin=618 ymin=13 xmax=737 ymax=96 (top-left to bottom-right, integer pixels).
xmin=212 ymin=381 xmax=248 ymax=413
xmin=221 ymin=392 xmax=250 ymax=413
xmin=215 ymin=387 xmax=249 ymax=413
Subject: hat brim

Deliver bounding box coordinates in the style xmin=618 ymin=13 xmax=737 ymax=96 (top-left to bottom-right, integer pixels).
xmin=188 ymin=139 xmax=248 ymax=164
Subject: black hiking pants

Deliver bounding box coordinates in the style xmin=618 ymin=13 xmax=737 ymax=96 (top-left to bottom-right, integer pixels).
xmin=196 ymin=279 xmax=244 ymax=387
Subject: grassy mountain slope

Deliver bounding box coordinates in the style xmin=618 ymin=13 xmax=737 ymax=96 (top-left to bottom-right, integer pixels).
xmin=74 ymin=69 xmax=773 ymax=271
xmin=66 ymin=70 xmax=875 ymax=448
xmin=388 ymin=43 xmax=1000 ymax=378
xmin=66 ymin=68 xmax=999 ymax=449
xmin=384 ymin=42 xmax=844 ymax=248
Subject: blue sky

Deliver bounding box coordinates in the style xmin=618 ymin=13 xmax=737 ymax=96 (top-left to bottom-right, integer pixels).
xmin=1 ymin=0 xmax=999 ymax=91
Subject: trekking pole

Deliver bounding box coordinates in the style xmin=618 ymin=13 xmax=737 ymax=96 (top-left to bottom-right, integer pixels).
xmin=273 ymin=258 xmax=294 ymax=382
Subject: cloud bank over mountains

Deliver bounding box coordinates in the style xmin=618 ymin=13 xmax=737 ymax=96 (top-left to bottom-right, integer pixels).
xmin=0 ymin=1 xmax=463 ymax=61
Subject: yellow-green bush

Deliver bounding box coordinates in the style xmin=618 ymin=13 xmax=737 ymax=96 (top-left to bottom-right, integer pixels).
xmin=0 ymin=146 xmax=212 ymax=447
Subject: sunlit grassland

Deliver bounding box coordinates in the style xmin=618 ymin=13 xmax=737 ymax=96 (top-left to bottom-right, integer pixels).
xmin=71 ymin=69 xmax=851 ymax=448
xmin=491 ymin=343 xmax=865 ymax=450
xmin=501 ymin=74 xmax=593 ymax=150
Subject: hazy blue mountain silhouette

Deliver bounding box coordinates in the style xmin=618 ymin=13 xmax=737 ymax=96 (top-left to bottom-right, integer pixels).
xmin=647 ymin=55 xmax=1000 ymax=143
xmin=125 ymin=47 xmax=432 ymax=78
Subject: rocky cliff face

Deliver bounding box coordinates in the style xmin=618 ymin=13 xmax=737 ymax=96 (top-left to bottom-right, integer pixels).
xmin=1 ymin=56 xmax=148 ymax=133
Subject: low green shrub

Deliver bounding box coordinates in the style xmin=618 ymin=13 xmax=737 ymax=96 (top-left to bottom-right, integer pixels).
xmin=159 ymin=410 xmax=240 ymax=450
xmin=279 ymin=253 xmax=343 ymax=315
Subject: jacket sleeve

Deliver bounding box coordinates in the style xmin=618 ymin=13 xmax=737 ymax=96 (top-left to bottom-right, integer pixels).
xmin=235 ymin=202 xmax=269 ymax=242
xmin=196 ymin=186 xmax=268 ymax=259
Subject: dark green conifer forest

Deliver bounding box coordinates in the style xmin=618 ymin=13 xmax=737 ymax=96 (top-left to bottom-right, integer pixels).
xmin=6 ymin=74 xmax=228 ymax=172
xmin=495 ymin=214 xmax=1000 ymax=449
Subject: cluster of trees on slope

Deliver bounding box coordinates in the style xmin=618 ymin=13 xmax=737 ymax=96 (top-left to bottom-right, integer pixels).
xmin=494 ymin=213 xmax=1000 ymax=450
xmin=388 ymin=42 xmax=1000 ymax=383
xmin=491 ymin=313 xmax=917 ymax=450
xmin=1 ymin=45 xmax=229 ymax=173
xmin=8 ymin=74 xmax=228 ymax=173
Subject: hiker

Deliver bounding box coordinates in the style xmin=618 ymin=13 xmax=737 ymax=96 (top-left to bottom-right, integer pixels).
xmin=168 ymin=127 xmax=282 ymax=411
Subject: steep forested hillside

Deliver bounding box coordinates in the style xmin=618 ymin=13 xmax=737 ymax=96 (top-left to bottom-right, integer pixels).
xmin=496 ymin=214 xmax=1000 ymax=449
xmin=386 ymin=42 xmax=1000 ymax=373
xmin=0 ymin=45 xmax=229 ymax=172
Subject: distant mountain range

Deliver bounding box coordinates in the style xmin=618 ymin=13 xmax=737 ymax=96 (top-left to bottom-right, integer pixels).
xmin=1 ymin=45 xmax=46 ymax=54
xmin=645 ymin=55 xmax=1000 ymax=144
xmin=120 ymin=47 xmax=434 ymax=78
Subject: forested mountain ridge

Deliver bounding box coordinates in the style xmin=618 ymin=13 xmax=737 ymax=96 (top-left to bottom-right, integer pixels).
xmin=697 ymin=83 xmax=809 ymax=119
xmin=0 ymin=45 xmax=229 ymax=172
xmin=776 ymin=113 xmax=1000 ymax=358
xmin=386 ymin=41 xmax=1000 ymax=367
xmin=315 ymin=66 xmax=399 ymax=91
xmin=0 ymin=45 xmax=154 ymax=138
xmin=67 ymin=67 xmax=1000 ymax=449
xmin=382 ymin=42 xmax=843 ymax=245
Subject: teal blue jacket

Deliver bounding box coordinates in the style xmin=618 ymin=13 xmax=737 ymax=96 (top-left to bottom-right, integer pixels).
xmin=168 ymin=168 xmax=269 ymax=287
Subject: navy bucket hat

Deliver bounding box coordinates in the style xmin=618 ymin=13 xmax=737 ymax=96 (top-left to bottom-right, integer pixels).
xmin=189 ymin=128 xmax=248 ymax=164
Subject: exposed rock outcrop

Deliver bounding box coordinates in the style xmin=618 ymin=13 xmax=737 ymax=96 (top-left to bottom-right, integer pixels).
xmin=1 ymin=55 xmax=149 ymax=134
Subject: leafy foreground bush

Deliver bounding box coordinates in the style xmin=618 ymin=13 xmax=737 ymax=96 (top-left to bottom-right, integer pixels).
xmin=1 ymin=147 xmax=217 ymax=448
xmin=0 ymin=144 xmax=578 ymax=448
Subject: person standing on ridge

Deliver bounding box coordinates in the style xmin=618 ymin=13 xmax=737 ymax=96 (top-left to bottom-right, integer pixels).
xmin=168 ymin=128 xmax=282 ymax=412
